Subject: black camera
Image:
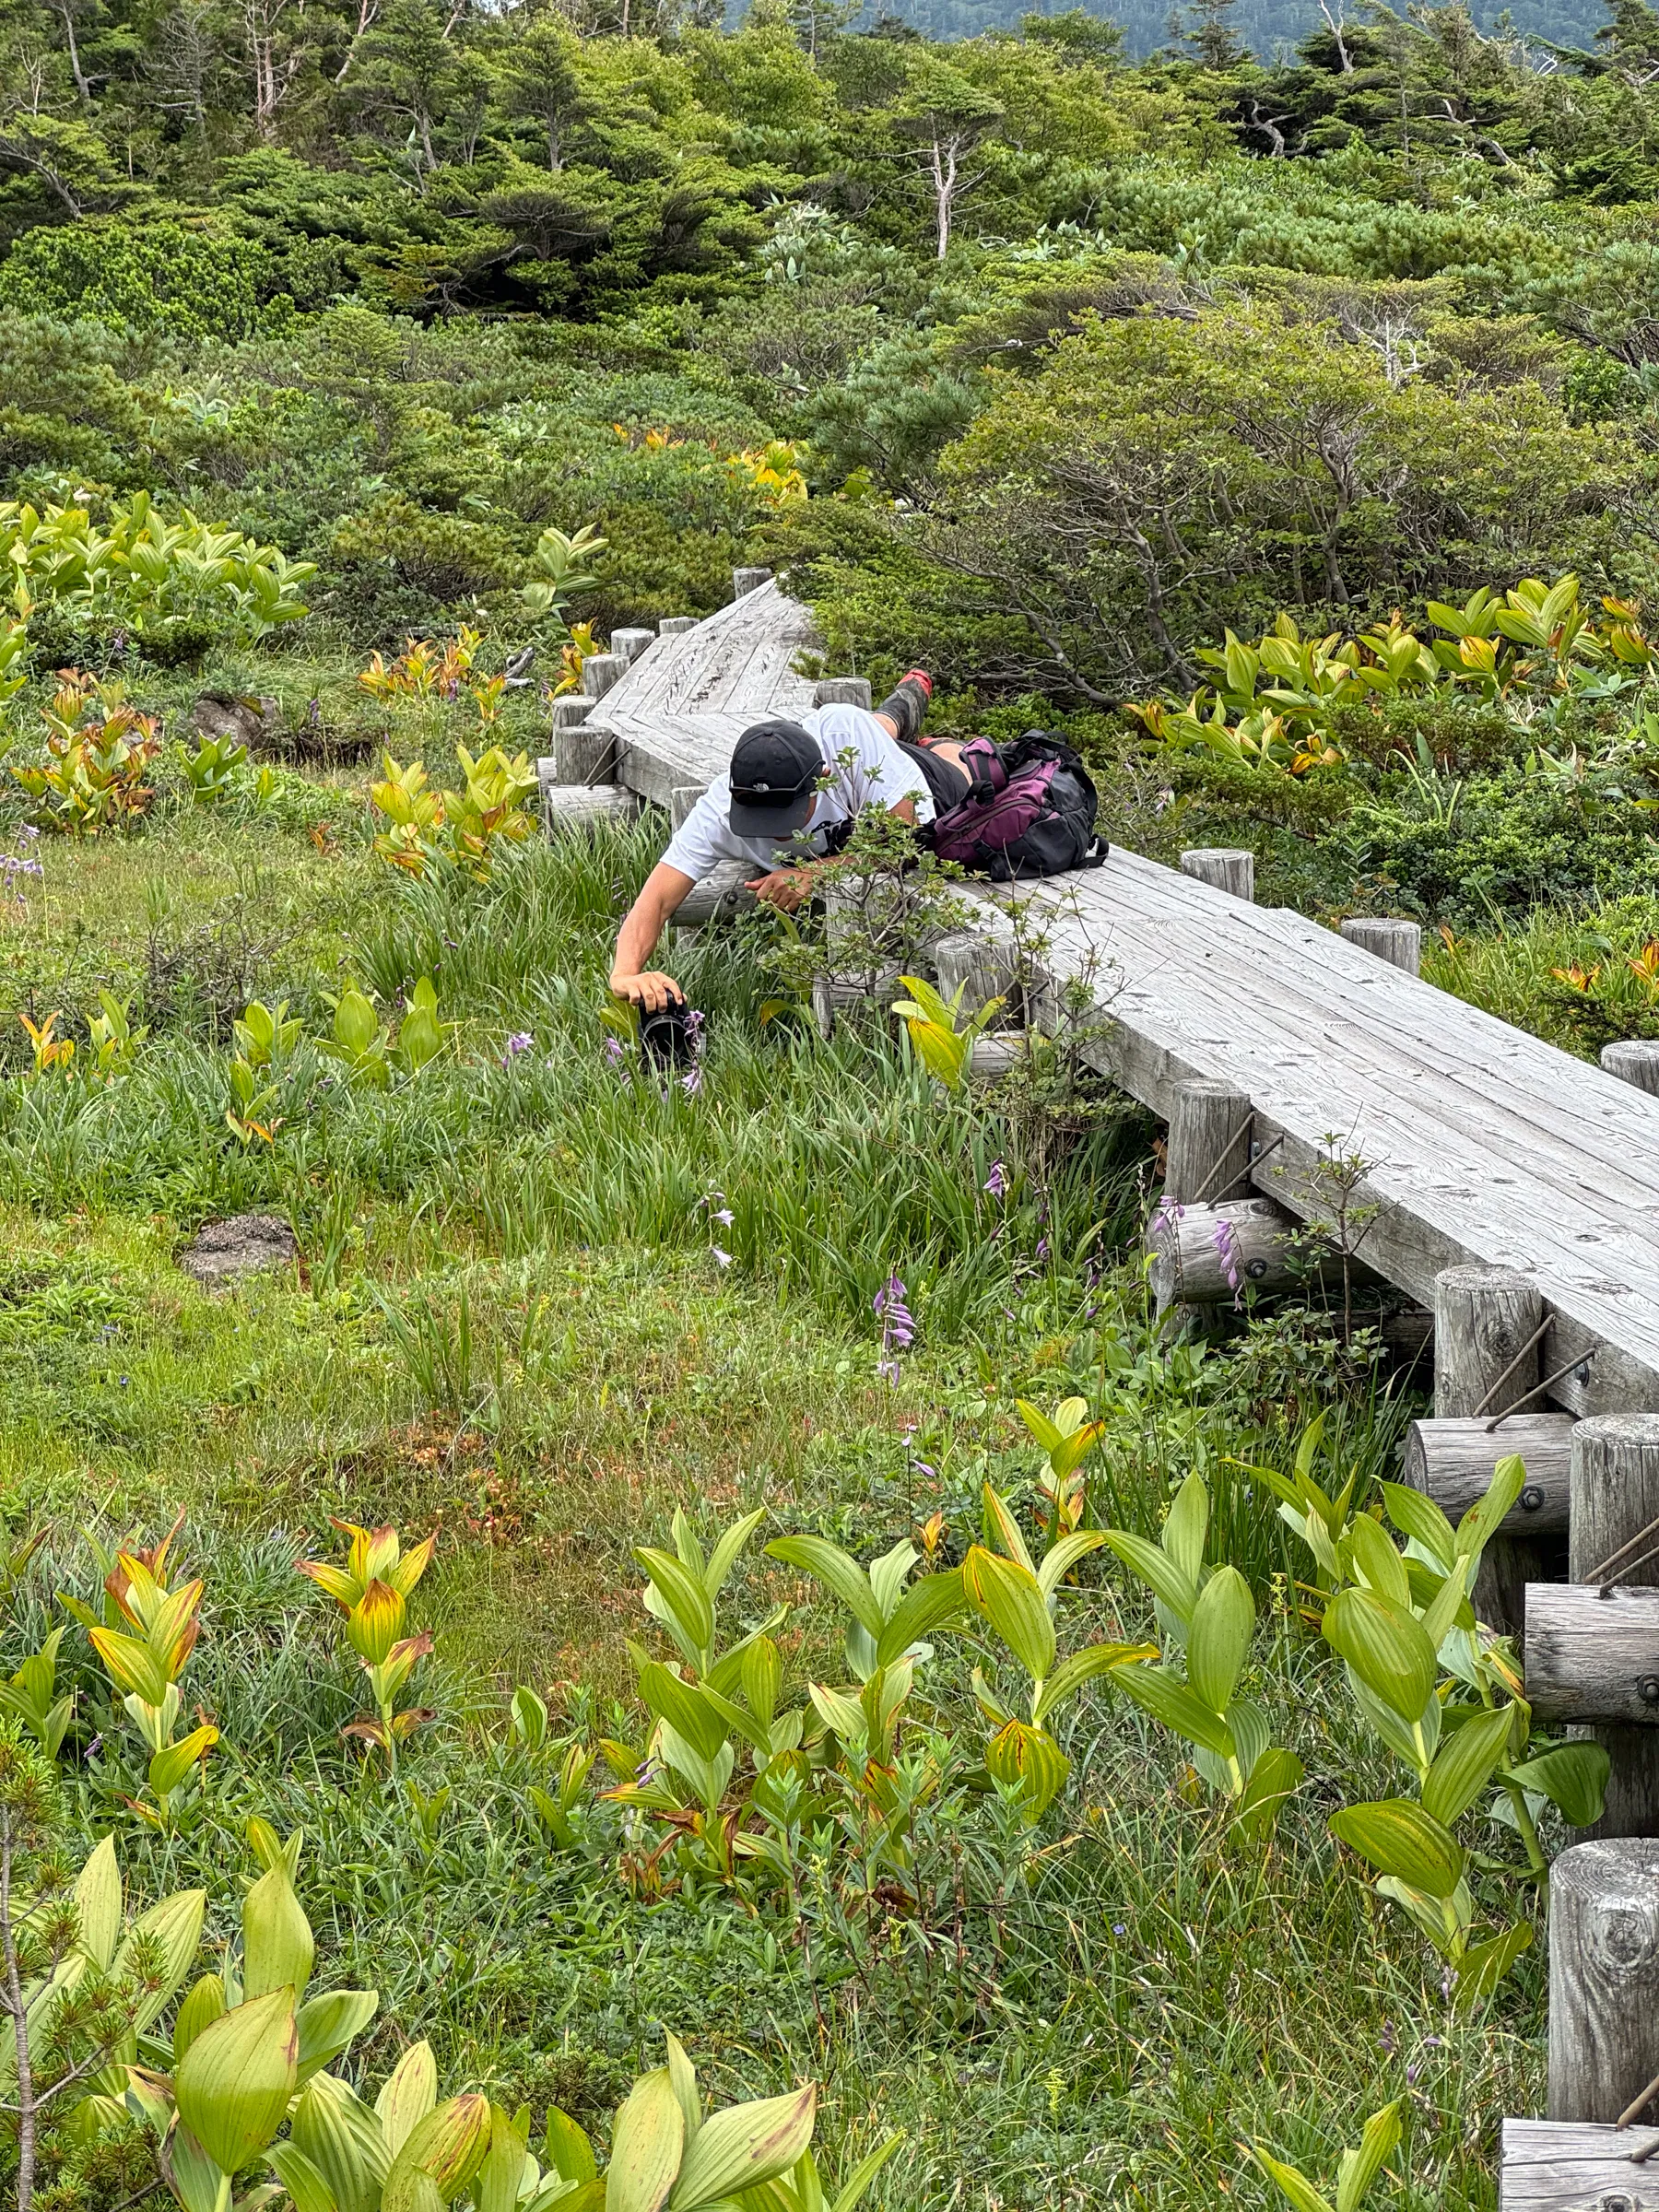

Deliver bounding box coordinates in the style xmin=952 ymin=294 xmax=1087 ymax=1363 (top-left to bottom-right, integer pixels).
xmin=640 ymin=1000 xmax=696 ymax=1069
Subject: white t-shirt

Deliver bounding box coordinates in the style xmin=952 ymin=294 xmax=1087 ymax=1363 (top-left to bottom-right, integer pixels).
xmin=661 ymin=705 xmax=933 ymax=884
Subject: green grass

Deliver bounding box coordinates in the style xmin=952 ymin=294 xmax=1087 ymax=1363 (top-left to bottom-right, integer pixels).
xmin=0 ymin=773 xmax=1539 ymax=2212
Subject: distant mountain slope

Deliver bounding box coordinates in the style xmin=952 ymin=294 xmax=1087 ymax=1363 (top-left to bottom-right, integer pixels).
xmin=861 ymin=0 xmax=1609 ymax=60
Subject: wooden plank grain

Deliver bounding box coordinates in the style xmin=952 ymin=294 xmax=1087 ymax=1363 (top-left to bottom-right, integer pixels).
xmin=1501 ymin=2119 xmax=1659 ymax=2208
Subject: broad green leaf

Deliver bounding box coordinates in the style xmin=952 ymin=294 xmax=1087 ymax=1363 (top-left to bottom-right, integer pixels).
xmin=766 ymin=1537 xmax=883 ymax=1641
xmin=807 ymin=1683 xmax=866 ymax=1745
xmin=1329 ymin=1800 xmax=1464 ymax=1899
xmin=148 ymin=1724 xmax=218 ymax=1799
xmin=669 ymin=2086 xmax=816 ymax=2208
xmin=112 ymin=1888 xmax=206 ymax=2033
xmin=378 ymin=2041 xmax=440 ymax=2158
xmin=1323 ymin=1589 xmax=1439 ymax=1723
xmin=983 ymin=1719 xmax=1071 ymax=1822
xmin=1454 ymin=1455 xmax=1527 ymax=1562
xmin=268 ymin=2142 xmax=339 ymax=2212
xmin=172 ymin=1975 xmax=226 ymax=2065
xmin=242 ymin=1865 xmax=314 ymax=2004
xmin=962 ymin=1547 xmax=1055 ymax=1684
xmin=474 ymin=2104 xmax=532 ymax=2212
xmin=1508 ymin=1743 xmax=1609 ymax=1828
xmin=1036 ymin=1531 xmax=1107 ymax=1602
xmin=705 ymin=1510 xmax=766 ymax=1599
xmin=1335 ymin=2102 xmax=1402 ymax=2212
xmin=1101 ymin=1530 xmax=1198 ymax=1624
xmin=607 ymin=2069 xmax=685 ymax=2212
xmin=741 ymin=1638 xmax=781 ymax=1727
xmin=981 ymin=1486 xmax=1036 ymax=1578
xmin=544 ymin=2107 xmax=597 ymax=2186
xmin=1032 ymin=1640 xmax=1156 ymax=1726
xmin=383 ymin=2094 xmax=492 ymax=2211
xmin=1421 ymin=1705 xmax=1515 ymax=1828
xmin=875 ymin=1567 xmax=965 ymax=1668
xmin=665 ymin=2033 xmax=701 ymax=2147
xmin=167 ymin=2122 xmax=234 ymax=2212
xmin=1345 ymin=1513 xmax=1410 ymax=1608
xmin=74 ymin=1837 xmax=122 ymax=1971
xmin=1418 ymin=1557 xmax=1474 ymax=1651
xmin=1381 ymin=1483 xmax=1456 ymax=1571
xmin=1232 ymin=1747 xmax=1303 ymax=1844
xmin=1454 ymin=1920 xmax=1535 ymax=2007
xmin=634 ymin=1550 xmax=714 ymax=1659
xmin=1186 ymin=1565 xmax=1253 ymax=1715
xmin=174 ymin=1986 xmax=298 ymax=2176
xmin=1161 ymin=1469 xmax=1209 ymax=1583
xmin=1115 ymin=1663 xmax=1236 ymax=1758
xmin=296 ymin=1988 xmax=380 ymax=2082
xmin=1248 ymin=2147 xmax=1333 ymax=2212
xmin=639 ymin=1664 xmax=730 ymax=1764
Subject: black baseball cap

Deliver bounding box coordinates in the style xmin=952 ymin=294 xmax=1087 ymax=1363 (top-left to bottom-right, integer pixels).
xmin=727 ymin=719 xmax=823 ymax=838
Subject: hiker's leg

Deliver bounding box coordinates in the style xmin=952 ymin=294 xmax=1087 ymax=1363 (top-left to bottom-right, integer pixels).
xmin=877 ymin=669 xmax=933 ymax=741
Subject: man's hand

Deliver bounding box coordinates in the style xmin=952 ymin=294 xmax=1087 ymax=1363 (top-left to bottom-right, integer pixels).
xmin=611 ymin=970 xmax=684 ymax=1013
xmin=745 ymin=865 xmax=816 ymax=912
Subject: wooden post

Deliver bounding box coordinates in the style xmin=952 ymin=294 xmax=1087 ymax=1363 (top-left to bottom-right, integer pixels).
xmin=732 ymin=567 xmax=772 ymax=598
xmin=1569 ymin=1415 xmax=1659 ymax=1838
xmin=1340 ymin=917 xmax=1422 ymax=975
xmin=674 ymin=860 xmax=758 ymax=927
xmin=671 ymin=786 xmax=703 ymax=830
xmin=968 ymin=1032 xmax=1026 ymax=1079
xmin=1548 ymin=1837 xmax=1659 ymax=2122
xmin=1434 ymin=1265 xmax=1553 ymax=1639
xmin=934 ymin=928 xmax=1022 ymax=1022
xmin=551 ymin=716 xmax=616 ymax=786
xmin=1526 ymin=1583 xmax=1659 ymax=1725
xmin=1180 ymin=848 xmax=1254 ymax=901
xmin=1147 ymin=1197 xmax=1301 ymax=1312
xmin=581 ymin=653 xmax=628 ymax=700
xmin=1603 ymin=1041 xmax=1659 ymax=1096
xmin=611 ymin=627 xmax=654 ymax=664
xmin=1402 ymin=1414 xmax=1572 ymax=1533
xmin=537 ymin=773 xmax=639 ymax=835
xmin=814 ymin=677 xmax=873 ymax=710
xmin=1165 ymin=1080 xmax=1253 ymax=1205
xmin=657 ymin=615 xmax=699 ymax=639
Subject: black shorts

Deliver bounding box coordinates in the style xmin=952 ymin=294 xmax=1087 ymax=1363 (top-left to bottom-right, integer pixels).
xmin=897 ymin=739 xmax=969 ymax=818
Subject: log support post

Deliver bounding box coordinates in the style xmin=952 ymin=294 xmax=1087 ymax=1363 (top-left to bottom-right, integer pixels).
xmin=1340 ymin=917 xmax=1422 ymax=974
xmin=1547 ymin=1838 xmax=1659 ymax=2124
xmin=580 ymin=652 xmax=628 ymax=700
xmin=1180 ymin=848 xmax=1254 ymax=901
xmin=1164 ymin=1080 xmax=1253 ymax=1205
xmin=671 ymin=786 xmax=703 ymax=830
xmin=657 ymin=615 xmax=700 ymax=639
xmin=1568 ymin=1415 xmax=1659 ymax=1839
xmin=610 ymin=627 xmax=654 ymax=664
xmin=733 ymin=567 xmax=773 ymax=598
xmin=1603 ymin=1041 xmax=1659 ymax=1096
xmin=1402 ymin=1414 xmax=1573 ymax=1534
xmin=1147 ymin=1197 xmax=1300 ymax=1313
xmin=1433 ymin=1265 xmax=1559 ymax=1639
xmin=934 ymin=922 xmax=1026 ymax=1026
xmin=537 ymin=772 xmax=639 ymax=836
xmin=814 ymin=677 xmax=873 ymax=710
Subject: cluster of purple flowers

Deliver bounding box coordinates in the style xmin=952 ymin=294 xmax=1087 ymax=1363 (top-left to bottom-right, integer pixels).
xmin=1212 ymin=1216 xmax=1243 ymax=1309
xmin=982 ymin=1159 xmax=1008 ymax=1200
xmin=500 ymin=1030 xmax=534 ymax=1068
xmin=874 ymin=1273 xmax=914 ymax=1384
xmin=2 ymin=826 xmax=43 ymax=910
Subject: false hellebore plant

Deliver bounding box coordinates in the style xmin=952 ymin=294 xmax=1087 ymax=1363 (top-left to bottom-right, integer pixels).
xmin=1247 ymin=1417 xmax=1608 ymax=2001
xmin=63 ymin=1512 xmax=219 ymax=1830
xmin=299 ymin=1520 xmax=437 ymax=1774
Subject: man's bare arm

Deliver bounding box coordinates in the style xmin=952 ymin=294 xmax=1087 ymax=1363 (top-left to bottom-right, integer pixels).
xmin=610 ymin=862 xmax=696 ymax=1010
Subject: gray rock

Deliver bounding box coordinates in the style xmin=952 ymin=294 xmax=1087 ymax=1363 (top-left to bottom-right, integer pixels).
xmin=179 ymin=1213 xmax=297 ymax=1288
xmin=190 ymin=692 xmax=283 ymax=750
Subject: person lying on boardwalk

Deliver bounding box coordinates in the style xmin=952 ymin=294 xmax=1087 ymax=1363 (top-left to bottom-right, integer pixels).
xmin=609 ymin=670 xmax=971 ymax=1012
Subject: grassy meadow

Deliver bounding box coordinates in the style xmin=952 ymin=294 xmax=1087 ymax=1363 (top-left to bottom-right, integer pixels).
xmin=0 ymin=735 xmax=1570 ymax=2212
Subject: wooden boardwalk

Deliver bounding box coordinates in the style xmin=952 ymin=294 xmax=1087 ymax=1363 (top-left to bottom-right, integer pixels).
xmin=578 ymin=582 xmax=1659 ymax=1412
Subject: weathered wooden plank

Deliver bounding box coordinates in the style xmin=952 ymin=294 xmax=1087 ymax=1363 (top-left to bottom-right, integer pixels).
xmin=1525 ymin=1585 xmax=1659 ymax=1724
xmin=1500 ymin=2118 xmax=1659 ymax=2208
xmin=1402 ymin=1416 xmax=1573 ymax=1532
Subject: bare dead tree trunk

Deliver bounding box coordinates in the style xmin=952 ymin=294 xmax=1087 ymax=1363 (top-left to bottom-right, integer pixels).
xmin=334 ymin=0 xmax=382 ymax=86
xmin=3 ymin=1816 xmax=37 ymax=2212
xmin=1319 ymin=0 xmax=1352 ymax=70
xmin=54 ymin=0 xmax=92 ymax=101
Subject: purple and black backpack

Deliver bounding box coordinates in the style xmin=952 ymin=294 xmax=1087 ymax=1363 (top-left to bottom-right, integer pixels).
xmin=927 ymin=734 xmax=1107 ymax=880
